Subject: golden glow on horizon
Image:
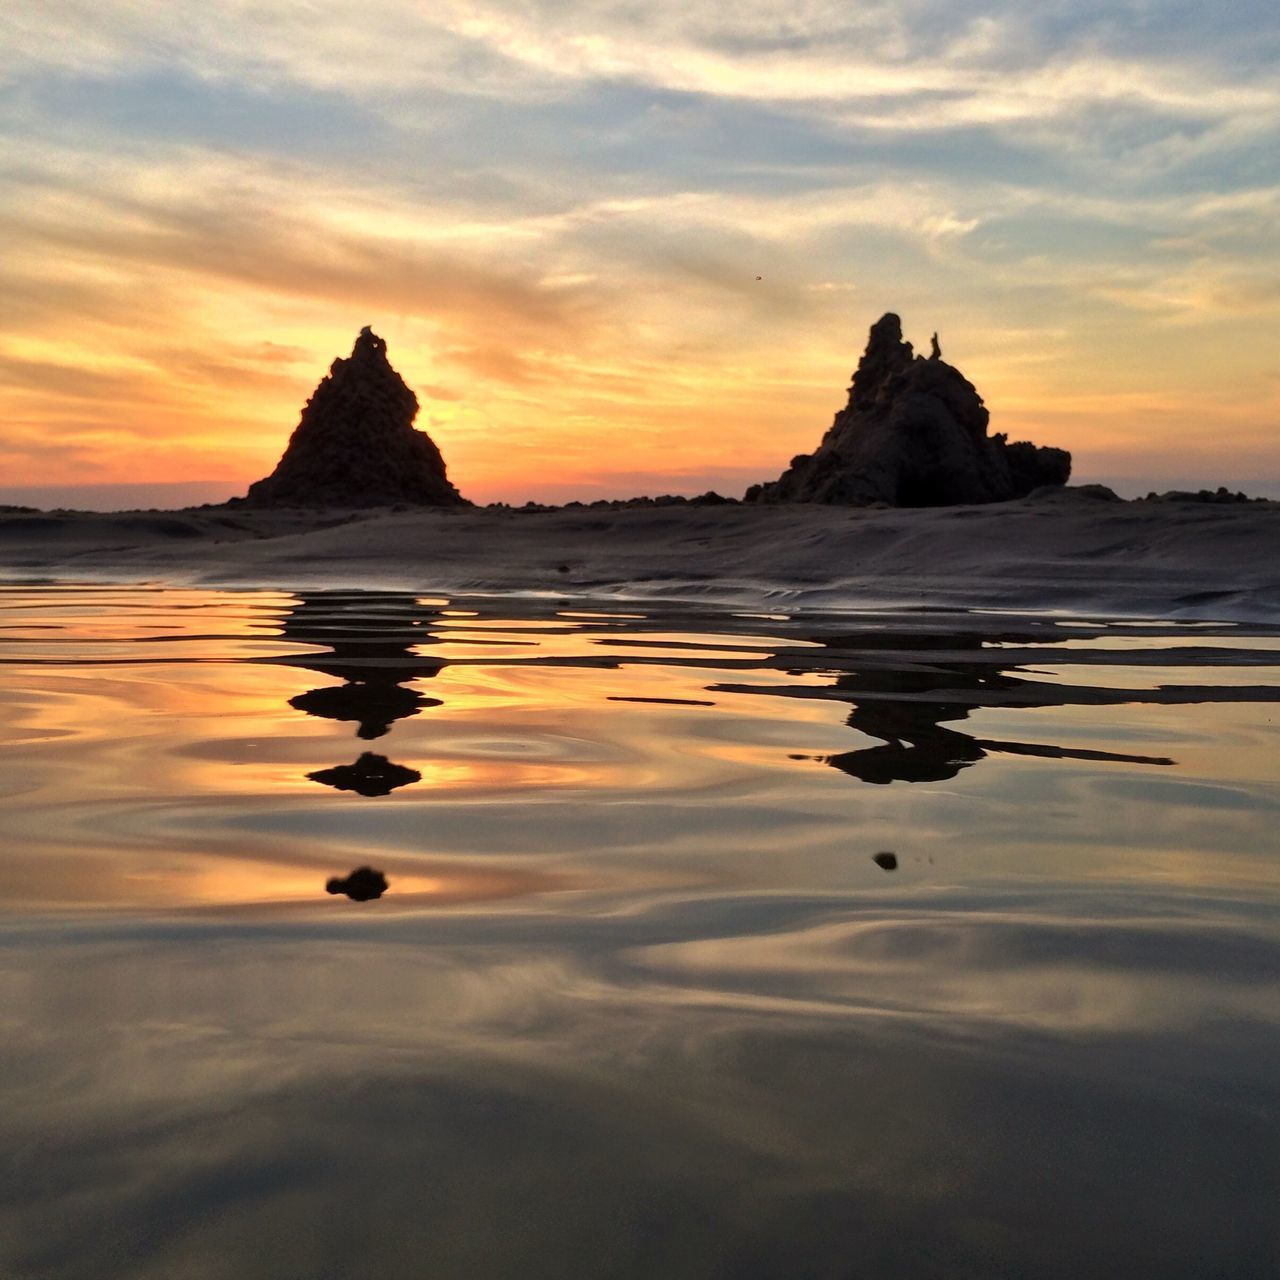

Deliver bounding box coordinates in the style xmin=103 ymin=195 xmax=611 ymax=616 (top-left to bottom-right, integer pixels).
xmin=4 ymin=253 xmax=1277 ymax=501
xmin=8 ymin=847 xmax=566 ymax=910
xmin=2 ymin=5 xmax=1278 ymax=499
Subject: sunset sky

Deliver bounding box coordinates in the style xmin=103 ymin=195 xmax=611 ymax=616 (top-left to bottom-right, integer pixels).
xmin=2 ymin=1 xmax=1278 ymax=506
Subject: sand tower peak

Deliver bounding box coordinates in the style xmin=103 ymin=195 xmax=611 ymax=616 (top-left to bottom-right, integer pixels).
xmin=244 ymin=328 xmax=466 ymax=508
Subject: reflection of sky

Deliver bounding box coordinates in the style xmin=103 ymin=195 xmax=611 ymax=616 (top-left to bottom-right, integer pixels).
xmin=1 ymin=584 xmax=1279 ymax=1274
xmin=3 ymin=890 xmax=1278 ymax=1278
xmin=1 ymin=3 xmax=1278 ymax=503
xmin=0 ymin=584 xmax=1276 ymax=906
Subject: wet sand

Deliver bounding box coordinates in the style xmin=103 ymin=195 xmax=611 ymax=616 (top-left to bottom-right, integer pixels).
xmin=1 ymin=489 xmax=1277 ymax=620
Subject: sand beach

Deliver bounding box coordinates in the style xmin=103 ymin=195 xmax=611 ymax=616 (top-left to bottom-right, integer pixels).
xmin=2 ymin=490 xmax=1277 ymax=622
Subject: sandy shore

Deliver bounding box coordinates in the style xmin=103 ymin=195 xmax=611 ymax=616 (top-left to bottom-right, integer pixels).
xmin=2 ymin=489 xmax=1278 ymax=621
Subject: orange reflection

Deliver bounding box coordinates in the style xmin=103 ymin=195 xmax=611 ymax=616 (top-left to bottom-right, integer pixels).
xmin=184 ymin=856 xmax=569 ymax=910
xmin=4 ymin=586 xmax=1278 ymax=925
xmin=5 ymin=847 xmax=570 ymax=911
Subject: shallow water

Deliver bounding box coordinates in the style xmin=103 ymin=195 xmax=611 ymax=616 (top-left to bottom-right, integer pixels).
xmin=1 ymin=584 xmax=1278 ymax=1278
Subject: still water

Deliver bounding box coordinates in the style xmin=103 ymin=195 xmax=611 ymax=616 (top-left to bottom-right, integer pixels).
xmin=1 ymin=584 xmax=1277 ymax=1278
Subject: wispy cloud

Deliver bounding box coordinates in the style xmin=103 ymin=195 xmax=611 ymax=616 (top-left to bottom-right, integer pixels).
xmin=1 ymin=0 xmax=1277 ymax=498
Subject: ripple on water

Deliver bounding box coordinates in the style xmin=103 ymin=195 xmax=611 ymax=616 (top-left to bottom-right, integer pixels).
xmin=0 ymin=585 xmax=1277 ymax=1279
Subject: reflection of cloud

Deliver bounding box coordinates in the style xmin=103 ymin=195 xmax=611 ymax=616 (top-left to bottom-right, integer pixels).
xmin=4 ymin=896 xmax=1276 ymax=1277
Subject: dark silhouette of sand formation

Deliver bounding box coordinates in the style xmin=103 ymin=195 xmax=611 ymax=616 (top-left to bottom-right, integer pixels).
xmin=747 ymin=313 xmax=1070 ymax=506
xmin=233 ymin=314 xmax=1073 ymax=512
xmin=308 ymin=752 xmax=422 ymax=796
xmin=816 ymin=630 xmax=1175 ymax=784
xmin=278 ymin=591 xmax=446 ymax=739
xmin=326 ymin=866 xmax=388 ymax=900
xmin=728 ymin=625 xmax=1179 ymax=785
xmin=243 ymin=327 xmax=467 ymax=508
xmin=274 ymin=592 xmax=446 ymax=795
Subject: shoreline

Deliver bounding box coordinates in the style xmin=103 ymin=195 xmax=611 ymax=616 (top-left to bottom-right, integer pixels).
xmin=2 ymin=489 xmax=1278 ymax=623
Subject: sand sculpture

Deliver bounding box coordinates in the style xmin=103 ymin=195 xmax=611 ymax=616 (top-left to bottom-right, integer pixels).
xmin=245 ymin=327 xmax=466 ymax=508
xmin=747 ymin=313 xmax=1070 ymax=506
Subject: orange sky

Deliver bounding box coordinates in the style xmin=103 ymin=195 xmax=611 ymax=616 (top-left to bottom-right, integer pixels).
xmin=2 ymin=4 xmax=1278 ymax=504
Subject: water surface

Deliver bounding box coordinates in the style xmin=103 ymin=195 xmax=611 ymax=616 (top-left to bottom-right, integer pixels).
xmin=2 ymin=585 xmax=1278 ymax=1278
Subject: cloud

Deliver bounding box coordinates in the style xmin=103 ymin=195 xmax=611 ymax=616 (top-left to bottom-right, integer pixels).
xmin=0 ymin=1 xmax=1278 ymax=494
xmin=0 ymin=160 xmax=597 ymax=339
xmin=0 ymin=353 xmax=164 ymax=401
xmin=10 ymin=2 xmax=1277 ymax=132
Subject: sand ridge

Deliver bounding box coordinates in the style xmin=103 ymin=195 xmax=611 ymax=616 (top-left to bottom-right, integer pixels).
xmin=1 ymin=490 xmax=1277 ymax=621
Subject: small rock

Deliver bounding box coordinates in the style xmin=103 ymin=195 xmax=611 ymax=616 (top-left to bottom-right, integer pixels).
xmin=1143 ymin=486 xmax=1256 ymax=504
xmin=1029 ymin=482 xmax=1121 ymax=502
xmin=326 ymin=866 xmax=388 ymax=901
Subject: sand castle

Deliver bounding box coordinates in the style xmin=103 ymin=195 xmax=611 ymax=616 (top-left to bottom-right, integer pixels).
xmin=244 ymin=326 xmax=466 ymax=508
xmin=747 ymin=313 xmax=1070 ymax=506
xmin=247 ymin=316 xmax=1070 ymax=511
xmin=244 ymin=316 xmax=1072 ymax=512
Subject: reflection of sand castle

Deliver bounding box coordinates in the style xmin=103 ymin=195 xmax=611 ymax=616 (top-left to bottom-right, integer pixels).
xmin=291 ymin=682 xmax=426 ymax=740
xmin=280 ymin=592 xmax=445 ymax=740
xmin=278 ymin=592 xmax=444 ymax=794
xmin=829 ymin=702 xmax=1172 ymax=784
xmin=814 ymin=630 xmax=1173 ymax=784
xmin=244 ymin=327 xmax=467 ymax=508
xmin=747 ymin=313 xmax=1070 ymax=506
xmin=720 ymin=625 xmax=1177 ymax=785
xmin=309 ymin=752 xmax=421 ymax=797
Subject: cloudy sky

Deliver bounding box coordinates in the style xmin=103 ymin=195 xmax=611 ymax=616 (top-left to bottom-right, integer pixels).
xmin=2 ymin=1 xmax=1277 ymax=506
